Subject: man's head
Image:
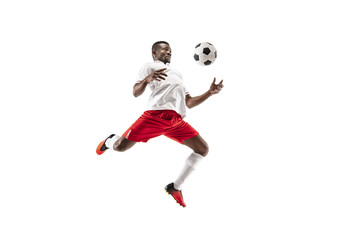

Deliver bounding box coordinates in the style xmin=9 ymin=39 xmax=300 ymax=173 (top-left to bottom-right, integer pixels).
xmin=152 ymin=41 xmax=172 ymax=64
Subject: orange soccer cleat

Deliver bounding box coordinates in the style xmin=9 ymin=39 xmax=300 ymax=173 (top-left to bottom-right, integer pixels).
xmin=165 ymin=183 xmax=186 ymax=207
xmin=96 ymin=134 xmax=115 ymax=155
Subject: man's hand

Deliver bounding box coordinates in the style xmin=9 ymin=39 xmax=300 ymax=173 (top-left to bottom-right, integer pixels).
xmin=186 ymin=77 xmax=224 ymax=108
xmin=144 ymin=68 xmax=167 ymax=83
xmin=209 ymin=78 xmax=224 ymax=95
xmin=133 ymin=68 xmax=167 ymax=97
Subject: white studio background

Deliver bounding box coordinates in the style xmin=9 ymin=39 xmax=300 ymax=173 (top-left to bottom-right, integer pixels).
xmin=1 ymin=0 xmax=359 ymax=239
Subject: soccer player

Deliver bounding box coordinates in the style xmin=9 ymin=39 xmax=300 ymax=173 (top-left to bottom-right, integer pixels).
xmin=96 ymin=41 xmax=223 ymax=207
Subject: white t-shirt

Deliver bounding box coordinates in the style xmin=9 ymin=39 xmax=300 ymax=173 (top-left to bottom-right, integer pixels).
xmin=136 ymin=61 xmax=189 ymax=118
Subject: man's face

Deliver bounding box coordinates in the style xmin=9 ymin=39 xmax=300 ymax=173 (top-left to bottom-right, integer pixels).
xmin=153 ymin=43 xmax=172 ymax=64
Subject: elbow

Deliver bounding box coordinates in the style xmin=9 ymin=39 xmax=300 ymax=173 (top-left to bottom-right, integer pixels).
xmin=186 ymin=102 xmax=195 ymax=109
xmin=186 ymin=98 xmax=194 ymax=109
xmin=133 ymin=88 xmax=140 ymax=98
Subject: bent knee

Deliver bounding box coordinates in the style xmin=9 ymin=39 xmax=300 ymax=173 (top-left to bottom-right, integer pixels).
xmin=196 ymin=142 xmax=209 ymax=157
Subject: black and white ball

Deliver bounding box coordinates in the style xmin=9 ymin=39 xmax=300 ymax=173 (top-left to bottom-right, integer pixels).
xmin=193 ymin=42 xmax=217 ymax=66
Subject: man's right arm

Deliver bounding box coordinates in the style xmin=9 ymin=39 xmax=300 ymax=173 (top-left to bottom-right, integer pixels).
xmin=132 ymin=68 xmax=167 ymax=97
xmin=133 ymin=80 xmax=149 ymax=97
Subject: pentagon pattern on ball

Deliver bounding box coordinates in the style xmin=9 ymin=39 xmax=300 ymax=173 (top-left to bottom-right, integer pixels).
xmin=203 ymin=47 xmax=211 ymax=55
xmin=193 ymin=42 xmax=217 ymax=66
xmin=194 ymin=53 xmax=200 ymax=61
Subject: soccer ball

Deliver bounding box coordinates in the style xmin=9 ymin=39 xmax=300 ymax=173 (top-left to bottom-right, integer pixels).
xmin=193 ymin=42 xmax=217 ymax=66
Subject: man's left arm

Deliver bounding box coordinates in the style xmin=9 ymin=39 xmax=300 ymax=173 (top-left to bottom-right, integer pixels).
xmin=185 ymin=78 xmax=224 ymax=109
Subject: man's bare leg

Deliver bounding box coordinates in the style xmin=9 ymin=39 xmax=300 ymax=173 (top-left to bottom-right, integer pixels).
xmin=112 ymin=136 xmax=137 ymax=152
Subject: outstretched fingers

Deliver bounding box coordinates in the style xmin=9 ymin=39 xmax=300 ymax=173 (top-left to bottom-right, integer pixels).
xmin=210 ymin=78 xmax=224 ymax=94
xmin=153 ymin=68 xmax=168 ymax=81
xmin=212 ymin=78 xmax=224 ymax=86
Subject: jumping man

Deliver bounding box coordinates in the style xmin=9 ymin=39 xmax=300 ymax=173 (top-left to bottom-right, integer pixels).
xmin=96 ymin=41 xmax=224 ymax=207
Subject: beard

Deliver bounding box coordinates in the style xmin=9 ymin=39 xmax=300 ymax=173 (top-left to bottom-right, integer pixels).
xmin=159 ymin=55 xmax=171 ymax=64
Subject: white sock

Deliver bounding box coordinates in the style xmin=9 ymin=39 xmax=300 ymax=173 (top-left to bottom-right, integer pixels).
xmin=105 ymin=135 xmax=121 ymax=150
xmin=174 ymin=152 xmax=204 ymax=190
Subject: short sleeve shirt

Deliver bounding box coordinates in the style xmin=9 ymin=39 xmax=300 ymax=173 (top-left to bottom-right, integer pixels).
xmin=136 ymin=61 xmax=189 ymax=118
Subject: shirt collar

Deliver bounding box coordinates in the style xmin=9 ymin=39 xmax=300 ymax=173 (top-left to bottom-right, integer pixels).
xmin=154 ymin=60 xmax=170 ymax=66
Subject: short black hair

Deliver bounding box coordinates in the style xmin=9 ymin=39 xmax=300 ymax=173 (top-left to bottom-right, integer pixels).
xmin=152 ymin=41 xmax=169 ymax=52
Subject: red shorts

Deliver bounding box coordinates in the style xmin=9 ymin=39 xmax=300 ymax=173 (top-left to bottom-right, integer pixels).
xmin=122 ymin=110 xmax=199 ymax=144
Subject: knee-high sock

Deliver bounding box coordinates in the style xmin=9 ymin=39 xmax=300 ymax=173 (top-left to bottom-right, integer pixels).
xmin=105 ymin=135 xmax=120 ymax=150
xmin=174 ymin=152 xmax=204 ymax=190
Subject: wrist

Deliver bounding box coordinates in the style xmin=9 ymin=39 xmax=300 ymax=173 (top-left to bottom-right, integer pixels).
xmin=142 ymin=78 xmax=150 ymax=84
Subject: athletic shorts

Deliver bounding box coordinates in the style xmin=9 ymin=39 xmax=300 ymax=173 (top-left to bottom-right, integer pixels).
xmin=122 ymin=110 xmax=199 ymax=144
